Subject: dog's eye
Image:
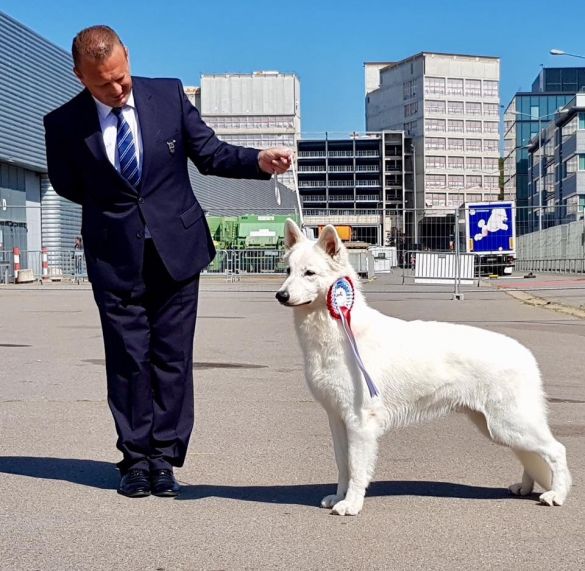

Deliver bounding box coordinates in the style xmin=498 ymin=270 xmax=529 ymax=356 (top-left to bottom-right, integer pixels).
xmin=286 ymin=267 xmax=291 ymax=275
xmin=304 ymin=270 xmax=316 ymax=277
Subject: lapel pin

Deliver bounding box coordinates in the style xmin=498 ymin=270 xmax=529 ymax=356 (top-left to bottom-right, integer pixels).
xmin=166 ymin=139 xmax=176 ymax=154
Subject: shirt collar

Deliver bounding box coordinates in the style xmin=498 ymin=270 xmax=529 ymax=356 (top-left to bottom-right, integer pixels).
xmin=93 ymin=91 xmax=136 ymax=120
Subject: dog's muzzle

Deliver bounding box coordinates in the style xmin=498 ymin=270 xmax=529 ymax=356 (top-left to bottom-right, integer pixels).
xmin=275 ymin=290 xmax=290 ymax=305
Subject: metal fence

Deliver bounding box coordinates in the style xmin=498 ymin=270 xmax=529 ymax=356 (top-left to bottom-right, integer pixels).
xmin=2 ymin=204 xmax=585 ymax=288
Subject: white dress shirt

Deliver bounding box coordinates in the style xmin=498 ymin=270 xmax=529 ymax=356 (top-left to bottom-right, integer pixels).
xmin=93 ymin=92 xmax=143 ymax=172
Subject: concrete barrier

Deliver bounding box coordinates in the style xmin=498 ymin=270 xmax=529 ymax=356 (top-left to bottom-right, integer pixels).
xmin=15 ymin=268 xmax=35 ymax=283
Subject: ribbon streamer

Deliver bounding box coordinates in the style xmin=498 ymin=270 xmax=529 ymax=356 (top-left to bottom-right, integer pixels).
xmin=328 ymin=277 xmax=380 ymax=398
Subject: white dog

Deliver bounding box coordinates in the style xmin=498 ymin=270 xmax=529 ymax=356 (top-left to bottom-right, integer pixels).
xmin=276 ymin=220 xmax=571 ymax=515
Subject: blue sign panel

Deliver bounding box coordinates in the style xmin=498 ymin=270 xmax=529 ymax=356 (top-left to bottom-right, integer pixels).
xmin=466 ymin=202 xmax=515 ymax=254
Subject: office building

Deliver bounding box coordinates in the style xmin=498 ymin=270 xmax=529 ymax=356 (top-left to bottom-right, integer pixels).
xmin=503 ymin=67 xmax=585 ymax=230
xmin=365 ymin=52 xmax=500 ymax=247
xmin=527 ymin=94 xmax=585 ymax=227
xmin=297 ymin=132 xmax=413 ymax=245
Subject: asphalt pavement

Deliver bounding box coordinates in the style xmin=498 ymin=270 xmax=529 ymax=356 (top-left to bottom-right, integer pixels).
xmin=0 ymin=273 xmax=583 ymax=570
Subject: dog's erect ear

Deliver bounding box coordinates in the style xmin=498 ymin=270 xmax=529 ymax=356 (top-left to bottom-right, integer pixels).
xmin=317 ymin=225 xmax=342 ymax=257
xmin=284 ymin=218 xmax=306 ymax=249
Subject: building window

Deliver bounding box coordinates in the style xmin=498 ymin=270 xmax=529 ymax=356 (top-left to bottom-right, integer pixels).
xmin=484 ymin=157 xmax=499 ymax=171
xmin=404 ymin=101 xmax=419 ymax=117
xmin=579 ymin=154 xmax=585 ymax=171
xmin=425 ymin=137 xmax=446 ymax=150
xmin=403 ymin=79 xmax=417 ymax=100
xmin=465 ymin=79 xmax=481 ymax=97
xmin=448 ymin=119 xmax=464 ymax=133
xmin=485 ymin=176 xmax=499 ymax=189
xmin=484 ymin=121 xmax=499 ymax=133
xmin=426 ymin=155 xmax=446 ymax=169
xmin=426 ymin=174 xmax=446 ymax=188
xmin=579 ymin=112 xmax=585 ymax=130
xmin=425 ymin=77 xmax=445 ymax=95
xmin=483 ymin=80 xmax=499 ymax=97
xmin=428 ymin=192 xmax=446 ymax=206
xmin=447 ymin=192 xmax=464 ymax=206
xmin=447 ymin=101 xmax=464 ymax=115
xmin=483 ymin=139 xmax=499 ymax=152
xmin=404 ymin=120 xmax=418 ymax=135
xmin=425 ymin=118 xmax=446 ymax=132
xmin=425 ymin=100 xmax=446 ymax=113
xmin=448 ymin=138 xmax=464 ymax=151
xmin=448 ymin=156 xmax=464 ymax=169
xmin=467 ymin=175 xmax=482 ymax=188
xmin=446 ymin=78 xmax=464 ymax=95
xmin=466 ymin=102 xmax=482 ymax=115
xmin=466 ymin=157 xmax=482 ymax=171
xmin=466 ymin=120 xmax=482 ymax=133
xmin=449 ymin=174 xmax=465 ymax=188
xmin=484 ymin=103 xmax=499 ymax=116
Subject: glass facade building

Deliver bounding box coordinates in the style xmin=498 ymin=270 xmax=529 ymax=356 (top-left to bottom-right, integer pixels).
xmin=503 ymin=67 xmax=585 ymax=232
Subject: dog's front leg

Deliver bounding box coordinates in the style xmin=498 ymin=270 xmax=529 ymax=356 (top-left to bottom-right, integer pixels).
xmin=330 ymin=425 xmax=378 ymax=516
xmin=320 ymin=411 xmax=349 ymax=509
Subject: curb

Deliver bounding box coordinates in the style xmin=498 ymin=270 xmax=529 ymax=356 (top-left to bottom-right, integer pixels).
xmin=502 ymin=288 xmax=585 ymax=320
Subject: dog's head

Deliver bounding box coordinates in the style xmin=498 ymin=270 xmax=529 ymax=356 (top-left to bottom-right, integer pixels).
xmin=275 ymin=219 xmax=355 ymax=308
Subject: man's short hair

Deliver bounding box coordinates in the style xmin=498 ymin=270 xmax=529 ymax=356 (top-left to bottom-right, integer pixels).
xmin=72 ymin=25 xmax=124 ymax=68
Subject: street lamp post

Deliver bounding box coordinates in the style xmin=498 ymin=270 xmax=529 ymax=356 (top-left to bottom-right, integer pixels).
xmin=411 ymin=142 xmax=418 ymax=246
xmin=550 ymin=48 xmax=585 ymax=60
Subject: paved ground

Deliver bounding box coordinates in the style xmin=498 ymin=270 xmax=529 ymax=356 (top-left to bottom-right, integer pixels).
xmin=0 ymin=273 xmax=584 ymax=570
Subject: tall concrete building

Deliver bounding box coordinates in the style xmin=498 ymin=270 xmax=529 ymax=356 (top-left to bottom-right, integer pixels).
xmin=365 ymin=52 xmax=500 ymax=247
xmin=199 ymin=72 xmax=301 ymax=189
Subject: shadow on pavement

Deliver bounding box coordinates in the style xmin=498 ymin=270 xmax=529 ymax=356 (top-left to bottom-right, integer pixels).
xmin=0 ymin=456 xmax=118 ymax=489
xmin=176 ymin=480 xmax=512 ymax=505
xmin=0 ymin=458 xmax=518 ymax=504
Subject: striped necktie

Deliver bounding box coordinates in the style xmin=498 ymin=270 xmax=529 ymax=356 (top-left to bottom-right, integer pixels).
xmin=112 ymin=107 xmax=141 ymax=187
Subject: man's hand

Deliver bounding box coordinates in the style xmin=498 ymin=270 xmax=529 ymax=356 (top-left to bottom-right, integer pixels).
xmin=258 ymin=148 xmax=294 ymax=175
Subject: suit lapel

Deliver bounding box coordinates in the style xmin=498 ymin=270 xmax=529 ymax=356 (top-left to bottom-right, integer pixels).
xmin=133 ymin=77 xmax=160 ymax=188
xmin=80 ymin=88 xmax=138 ymax=194
xmin=79 ymin=90 xmax=111 ymax=166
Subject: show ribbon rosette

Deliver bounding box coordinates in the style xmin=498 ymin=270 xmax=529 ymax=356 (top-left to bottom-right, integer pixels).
xmin=327 ymin=277 xmax=380 ymax=398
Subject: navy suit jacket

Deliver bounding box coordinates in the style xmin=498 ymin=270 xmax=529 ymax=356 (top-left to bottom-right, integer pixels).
xmin=44 ymin=77 xmax=270 ymax=291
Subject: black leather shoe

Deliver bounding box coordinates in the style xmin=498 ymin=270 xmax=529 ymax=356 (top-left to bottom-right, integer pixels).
xmin=151 ymin=469 xmax=180 ymax=497
xmin=117 ymin=469 xmax=151 ymax=498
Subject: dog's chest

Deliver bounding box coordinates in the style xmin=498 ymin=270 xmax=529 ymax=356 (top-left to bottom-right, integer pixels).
xmin=297 ymin=321 xmax=356 ymax=404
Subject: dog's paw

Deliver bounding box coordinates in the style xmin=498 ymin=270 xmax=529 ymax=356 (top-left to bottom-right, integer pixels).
xmin=330 ymin=499 xmax=363 ymax=516
xmin=508 ymin=482 xmax=533 ymax=496
xmin=320 ymin=494 xmax=344 ymax=509
xmin=539 ymin=491 xmax=564 ymax=507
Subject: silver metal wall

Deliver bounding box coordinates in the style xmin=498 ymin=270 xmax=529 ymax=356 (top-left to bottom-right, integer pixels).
xmin=0 ymin=11 xmax=81 ymax=171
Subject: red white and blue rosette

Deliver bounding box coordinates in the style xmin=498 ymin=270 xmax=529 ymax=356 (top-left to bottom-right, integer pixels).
xmin=327 ymin=277 xmax=380 ymax=398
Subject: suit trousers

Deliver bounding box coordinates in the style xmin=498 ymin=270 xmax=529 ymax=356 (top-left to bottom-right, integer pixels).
xmin=92 ymin=239 xmax=200 ymax=474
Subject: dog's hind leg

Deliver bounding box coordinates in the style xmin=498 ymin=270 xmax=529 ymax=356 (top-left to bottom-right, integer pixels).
xmin=330 ymin=424 xmax=379 ymax=516
xmin=482 ymin=408 xmax=571 ymax=506
xmin=320 ymin=412 xmax=349 ymax=509
xmin=466 ymin=409 xmax=535 ymax=496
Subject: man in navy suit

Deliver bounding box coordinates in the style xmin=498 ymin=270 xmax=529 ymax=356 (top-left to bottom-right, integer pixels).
xmin=44 ymin=25 xmax=292 ymax=497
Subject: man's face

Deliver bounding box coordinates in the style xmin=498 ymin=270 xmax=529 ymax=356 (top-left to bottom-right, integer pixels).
xmin=74 ymin=43 xmax=132 ymax=108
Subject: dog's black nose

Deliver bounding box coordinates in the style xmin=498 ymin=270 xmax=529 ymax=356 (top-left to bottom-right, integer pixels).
xmin=275 ymin=290 xmax=290 ymax=304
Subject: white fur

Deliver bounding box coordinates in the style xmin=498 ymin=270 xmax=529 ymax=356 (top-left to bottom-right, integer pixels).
xmin=276 ymin=220 xmax=572 ymax=516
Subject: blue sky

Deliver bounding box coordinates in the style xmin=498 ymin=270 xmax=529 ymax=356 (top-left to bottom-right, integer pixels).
xmin=3 ymin=0 xmax=585 ymax=135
